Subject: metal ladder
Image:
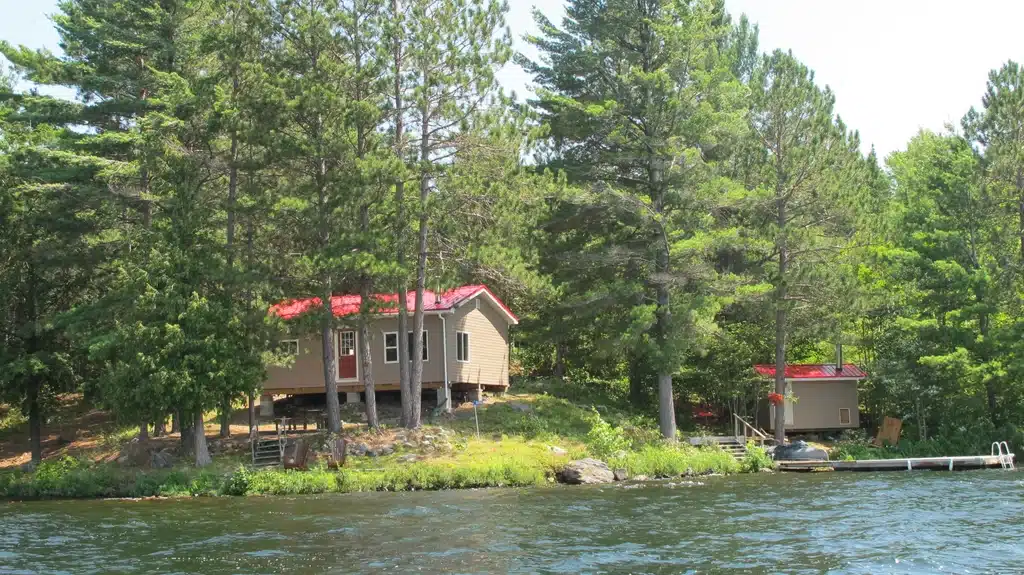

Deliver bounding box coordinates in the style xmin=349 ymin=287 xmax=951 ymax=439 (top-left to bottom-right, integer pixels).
xmin=991 ymin=441 xmax=1015 ymax=471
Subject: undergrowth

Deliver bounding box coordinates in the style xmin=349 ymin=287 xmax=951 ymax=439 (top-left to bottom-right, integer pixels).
xmin=0 ymin=388 xmax=753 ymax=500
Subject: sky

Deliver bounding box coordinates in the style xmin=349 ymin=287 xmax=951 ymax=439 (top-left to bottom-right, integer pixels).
xmin=3 ymin=0 xmax=1023 ymax=160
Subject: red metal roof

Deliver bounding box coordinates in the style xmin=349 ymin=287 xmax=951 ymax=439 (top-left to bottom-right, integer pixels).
xmin=269 ymin=284 xmax=518 ymax=324
xmin=754 ymin=364 xmax=867 ymax=379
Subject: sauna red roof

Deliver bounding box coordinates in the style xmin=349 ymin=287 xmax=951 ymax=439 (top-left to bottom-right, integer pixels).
xmin=754 ymin=364 xmax=867 ymax=379
xmin=269 ymin=284 xmax=518 ymax=324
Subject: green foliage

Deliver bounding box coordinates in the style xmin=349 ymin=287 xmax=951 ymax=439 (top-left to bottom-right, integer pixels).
xmin=608 ymin=444 xmax=739 ymax=477
xmin=740 ymin=442 xmax=775 ymax=473
xmin=583 ymin=408 xmax=631 ymax=458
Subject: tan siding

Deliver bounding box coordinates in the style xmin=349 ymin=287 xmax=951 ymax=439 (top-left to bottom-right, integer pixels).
xmin=264 ymin=318 xmax=446 ymax=393
xmin=769 ymin=380 xmax=860 ymax=430
xmin=264 ymin=335 xmax=325 ymax=392
xmin=448 ymin=299 xmax=509 ymax=387
xmin=368 ymin=315 xmax=444 ymax=386
xmin=263 ymin=296 xmax=511 ymax=394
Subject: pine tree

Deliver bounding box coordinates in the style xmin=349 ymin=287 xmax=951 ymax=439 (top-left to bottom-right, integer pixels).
xmin=742 ymin=51 xmax=863 ymax=443
xmin=402 ymin=0 xmax=512 ymax=428
xmin=525 ymin=0 xmax=745 ymax=438
xmin=0 ymin=81 xmax=116 ymax=464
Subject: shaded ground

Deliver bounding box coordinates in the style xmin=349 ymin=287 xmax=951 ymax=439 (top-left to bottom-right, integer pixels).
xmin=0 ymin=391 xmax=535 ymax=470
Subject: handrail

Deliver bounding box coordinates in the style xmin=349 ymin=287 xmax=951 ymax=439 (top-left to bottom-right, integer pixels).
xmin=991 ymin=441 xmax=1015 ymax=471
xmin=733 ymin=413 xmax=769 ymax=442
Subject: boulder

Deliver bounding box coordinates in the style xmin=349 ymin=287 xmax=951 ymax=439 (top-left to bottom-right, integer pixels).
xmin=117 ymin=439 xmax=150 ymax=468
xmin=150 ymin=449 xmax=175 ymax=469
xmin=558 ymin=458 xmax=615 ymax=485
xmin=613 ymin=468 xmax=628 ymax=482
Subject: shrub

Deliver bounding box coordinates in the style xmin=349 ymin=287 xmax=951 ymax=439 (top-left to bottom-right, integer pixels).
xmin=583 ymin=409 xmax=631 ymax=457
xmin=740 ymin=442 xmax=775 ymax=473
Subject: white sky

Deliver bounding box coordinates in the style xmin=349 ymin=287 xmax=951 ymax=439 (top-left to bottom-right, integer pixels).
xmin=4 ymin=0 xmax=1023 ymax=160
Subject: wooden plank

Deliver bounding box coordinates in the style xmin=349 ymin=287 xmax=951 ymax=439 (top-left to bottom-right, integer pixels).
xmin=872 ymin=416 xmax=902 ymax=446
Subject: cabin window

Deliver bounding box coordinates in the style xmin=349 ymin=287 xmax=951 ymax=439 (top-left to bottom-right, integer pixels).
xmin=278 ymin=339 xmax=299 ymax=357
xmin=407 ymin=331 xmax=428 ymax=362
xmin=456 ymin=332 xmax=470 ymax=362
xmin=384 ymin=332 xmax=398 ymax=363
xmin=339 ymin=331 xmax=355 ymax=357
xmin=839 ymin=408 xmax=851 ymax=426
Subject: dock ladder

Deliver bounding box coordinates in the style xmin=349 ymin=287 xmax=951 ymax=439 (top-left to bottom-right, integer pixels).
xmin=991 ymin=441 xmax=1015 ymax=471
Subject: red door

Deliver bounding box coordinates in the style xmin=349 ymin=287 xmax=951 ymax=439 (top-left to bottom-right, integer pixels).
xmin=338 ymin=331 xmax=357 ymax=379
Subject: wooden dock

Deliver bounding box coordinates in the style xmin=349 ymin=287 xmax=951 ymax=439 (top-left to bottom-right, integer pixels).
xmin=778 ymin=454 xmax=1014 ymax=472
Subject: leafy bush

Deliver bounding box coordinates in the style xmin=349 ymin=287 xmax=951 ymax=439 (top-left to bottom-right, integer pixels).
xmin=740 ymin=442 xmax=775 ymax=473
xmin=583 ymin=408 xmax=630 ymax=457
xmin=608 ymin=444 xmax=739 ymax=477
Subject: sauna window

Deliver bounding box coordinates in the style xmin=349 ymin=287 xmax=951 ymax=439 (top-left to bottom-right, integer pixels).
xmin=839 ymin=408 xmax=852 ymax=426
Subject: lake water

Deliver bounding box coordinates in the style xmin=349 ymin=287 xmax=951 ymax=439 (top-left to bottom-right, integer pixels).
xmin=1 ymin=471 xmax=1022 ymax=574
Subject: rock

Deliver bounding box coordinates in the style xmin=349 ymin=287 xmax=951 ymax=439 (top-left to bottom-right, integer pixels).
xmin=380 ymin=445 xmax=394 ymax=455
xmin=366 ymin=449 xmax=378 ymax=457
xmin=150 ymin=450 xmax=175 ymax=469
xmin=397 ymin=454 xmax=418 ymax=463
xmin=547 ymin=445 xmax=568 ymax=456
xmin=634 ymin=475 xmax=649 ymax=482
xmin=117 ymin=439 xmax=150 ymax=468
xmin=613 ymin=468 xmax=628 ymax=481
xmin=558 ymin=458 xmax=615 ymax=485
xmin=508 ymin=402 xmax=532 ymax=413
xmin=402 ymin=441 xmax=417 ymax=449
xmin=352 ymin=443 xmax=369 ymax=455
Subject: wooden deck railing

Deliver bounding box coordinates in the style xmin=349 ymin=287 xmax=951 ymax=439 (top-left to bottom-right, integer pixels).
xmin=733 ymin=414 xmax=770 ymax=445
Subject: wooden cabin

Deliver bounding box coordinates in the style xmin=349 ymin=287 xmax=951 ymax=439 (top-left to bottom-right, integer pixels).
xmin=263 ymin=285 xmax=517 ymax=413
xmin=755 ymin=363 xmax=867 ymax=432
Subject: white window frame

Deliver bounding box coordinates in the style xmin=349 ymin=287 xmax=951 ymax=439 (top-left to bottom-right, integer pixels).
xmin=839 ymin=408 xmax=852 ymax=426
xmin=339 ymin=330 xmax=356 ymax=358
xmin=383 ymin=332 xmax=399 ymax=364
xmin=456 ymin=331 xmax=470 ymax=363
xmin=407 ymin=330 xmax=428 ymax=362
xmin=279 ymin=339 xmax=300 ymax=357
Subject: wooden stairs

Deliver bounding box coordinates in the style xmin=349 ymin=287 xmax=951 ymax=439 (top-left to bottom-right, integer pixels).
xmin=251 ymin=427 xmax=284 ymax=468
xmin=717 ymin=436 xmax=749 ymax=461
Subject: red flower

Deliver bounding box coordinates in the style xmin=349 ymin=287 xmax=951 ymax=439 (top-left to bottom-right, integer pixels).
xmin=767 ymin=392 xmax=785 ymax=405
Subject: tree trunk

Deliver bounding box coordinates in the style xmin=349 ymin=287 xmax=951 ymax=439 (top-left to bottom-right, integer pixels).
xmin=322 ymin=302 xmax=342 ymax=433
xmin=219 ymin=398 xmax=231 ymax=438
xmin=360 ymin=313 xmax=379 ymax=430
xmin=392 ymin=0 xmax=412 ymax=428
xmin=773 ymin=190 xmax=789 ymax=446
xmin=27 ymin=377 xmax=42 ymax=465
xmin=247 ymin=391 xmax=256 ymax=434
xmin=137 ymin=423 xmax=149 ymax=442
xmin=193 ymin=410 xmax=212 ymax=467
xmin=553 ymin=342 xmax=566 ymax=379
xmin=171 ymin=412 xmax=180 ymax=435
xmin=179 ymin=410 xmax=193 ymax=454
xmin=655 ymin=284 xmax=676 ymax=440
xmin=409 ymin=67 xmax=432 ymax=430
xmin=980 ymin=308 xmax=998 ymax=426
xmin=650 ymin=154 xmax=675 ymax=440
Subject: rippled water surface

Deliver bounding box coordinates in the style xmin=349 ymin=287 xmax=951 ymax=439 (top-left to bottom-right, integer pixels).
xmin=1 ymin=471 xmax=1023 ymax=574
